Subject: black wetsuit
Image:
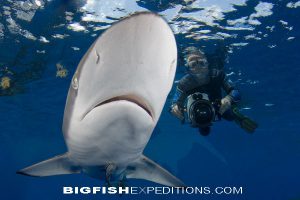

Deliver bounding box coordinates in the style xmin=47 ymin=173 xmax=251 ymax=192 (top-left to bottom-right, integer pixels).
xmin=171 ymin=49 xmax=257 ymax=134
xmin=173 ymin=68 xmax=237 ymax=121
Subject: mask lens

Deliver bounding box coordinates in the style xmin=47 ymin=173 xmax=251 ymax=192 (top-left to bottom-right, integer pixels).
xmin=189 ymin=60 xmax=197 ymax=69
xmin=188 ymin=59 xmax=208 ymax=72
xmin=196 ymin=58 xmax=208 ymax=67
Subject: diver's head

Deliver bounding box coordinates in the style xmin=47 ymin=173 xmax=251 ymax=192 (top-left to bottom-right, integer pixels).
xmin=185 ymin=47 xmax=209 ymax=75
xmin=185 ymin=47 xmax=209 ymax=84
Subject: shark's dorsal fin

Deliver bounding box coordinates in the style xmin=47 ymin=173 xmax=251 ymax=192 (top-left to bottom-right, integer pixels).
xmin=17 ymin=153 xmax=80 ymax=177
xmin=125 ymin=155 xmax=185 ymax=187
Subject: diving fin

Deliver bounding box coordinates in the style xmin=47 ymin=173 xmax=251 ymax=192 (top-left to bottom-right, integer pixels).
xmin=232 ymin=106 xmax=258 ymax=133
xmin=239 ymin=117 xmax=258 ymax=133
xmin=125 ymin=155 xmax=185 ymax=187
xmin=17 ymin=153 xmax=80 ymax=177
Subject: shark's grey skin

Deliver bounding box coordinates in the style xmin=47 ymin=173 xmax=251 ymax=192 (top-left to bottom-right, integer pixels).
xmin=18 ymin=12 xmax=184 ymax=187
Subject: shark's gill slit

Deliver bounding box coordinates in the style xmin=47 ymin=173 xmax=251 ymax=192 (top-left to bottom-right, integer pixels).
xmin=169 ymin=59 xmax=176 ymax=75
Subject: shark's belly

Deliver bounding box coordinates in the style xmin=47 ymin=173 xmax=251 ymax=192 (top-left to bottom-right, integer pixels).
xmin=67 ymin=129 xmax=147 ymax=166
xmin=65 ymin=101 xmax=154 ymax=167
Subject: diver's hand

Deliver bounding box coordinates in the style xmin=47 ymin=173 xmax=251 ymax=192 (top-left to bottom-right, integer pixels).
xmin=170 ymin=104 xmax=185 ymax=122
xmin=219 ymin=95 xmax=232 ymax=115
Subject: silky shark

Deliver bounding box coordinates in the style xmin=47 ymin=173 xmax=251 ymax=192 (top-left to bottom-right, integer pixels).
xmin=18 ymin=12 xmax=184 ymax=187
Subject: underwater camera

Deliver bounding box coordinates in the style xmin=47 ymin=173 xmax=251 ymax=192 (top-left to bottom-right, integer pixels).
xmin=186 ymin=92 xmax=217 ymax=128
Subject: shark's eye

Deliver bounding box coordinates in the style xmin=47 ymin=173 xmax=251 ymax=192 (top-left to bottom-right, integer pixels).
xmin=72 ymin=76 xmax=79 ymax=90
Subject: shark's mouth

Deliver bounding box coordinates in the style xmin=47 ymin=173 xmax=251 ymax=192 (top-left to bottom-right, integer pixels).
xmin=83 ymin=95 xmax=153 ymax=120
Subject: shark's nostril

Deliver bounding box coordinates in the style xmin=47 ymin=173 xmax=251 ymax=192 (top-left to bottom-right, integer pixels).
xmin=95 ymin=50 xmax=100 ymax=64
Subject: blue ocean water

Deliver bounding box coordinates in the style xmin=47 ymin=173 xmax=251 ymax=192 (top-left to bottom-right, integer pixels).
xmin=0 ymin=0 xmax=300 ymax=199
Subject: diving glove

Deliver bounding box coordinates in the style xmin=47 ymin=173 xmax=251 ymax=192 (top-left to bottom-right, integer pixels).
xmin=219 ymin=95 xmax=232 ymax=115
xmin=232 ymin=106 xmax=258 ymax=133
xmin=170 ymin=104 xmax=185 ymax=123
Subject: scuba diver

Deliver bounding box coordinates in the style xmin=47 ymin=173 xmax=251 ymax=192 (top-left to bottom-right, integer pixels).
xmin=170 ymin=46 xmax=258 ymax=136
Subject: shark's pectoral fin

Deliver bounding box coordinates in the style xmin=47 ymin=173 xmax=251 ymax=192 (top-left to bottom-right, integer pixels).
xmin=125 ymin=155 xmax=185 ymax=187
xmin=17 ymin=153 xmax=80 ymax=177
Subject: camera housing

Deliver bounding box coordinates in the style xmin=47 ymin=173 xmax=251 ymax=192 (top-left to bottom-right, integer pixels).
xmin=186 ymin=92 xmax=216 ymax=127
